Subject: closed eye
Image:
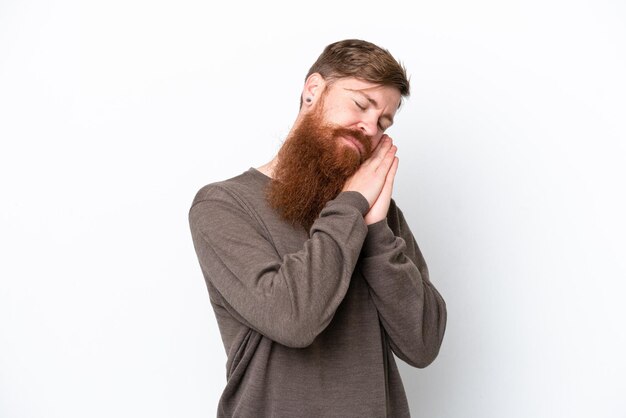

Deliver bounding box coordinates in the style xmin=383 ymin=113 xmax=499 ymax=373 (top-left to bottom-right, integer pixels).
xmin=353 ymin=100 xmax=367 ymax=110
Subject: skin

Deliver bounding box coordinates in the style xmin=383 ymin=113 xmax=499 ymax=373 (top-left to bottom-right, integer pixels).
xmin=258 ymin=73 xmax=402 ymax=225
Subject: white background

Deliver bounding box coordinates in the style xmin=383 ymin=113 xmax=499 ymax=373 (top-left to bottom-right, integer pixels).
xmin=1 ymin=0 xmax=625 ymax=417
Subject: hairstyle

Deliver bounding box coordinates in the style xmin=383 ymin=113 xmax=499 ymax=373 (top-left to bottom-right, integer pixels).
xmin=301 ymin=39 xmax=410 ymax=108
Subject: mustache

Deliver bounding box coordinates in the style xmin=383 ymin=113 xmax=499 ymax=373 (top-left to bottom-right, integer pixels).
xmin=329 ymin=126 xmax=373 ymax=159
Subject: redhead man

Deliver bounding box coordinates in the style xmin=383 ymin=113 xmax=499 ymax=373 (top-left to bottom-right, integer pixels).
xmin=189 ymin=39 xmax=447 ymax=417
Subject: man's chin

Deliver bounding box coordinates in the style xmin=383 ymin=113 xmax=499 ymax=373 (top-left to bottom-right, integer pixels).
xmin=333 ymin=140 xmax=362 ymax=174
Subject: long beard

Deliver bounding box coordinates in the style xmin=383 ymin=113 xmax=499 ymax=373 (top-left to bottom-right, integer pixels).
xmin=266 ymin=103 xmax=373 ymax=232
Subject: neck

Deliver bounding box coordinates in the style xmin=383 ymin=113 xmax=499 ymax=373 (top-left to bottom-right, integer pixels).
xmin=256 ymin=157 xmax=278 ymax=179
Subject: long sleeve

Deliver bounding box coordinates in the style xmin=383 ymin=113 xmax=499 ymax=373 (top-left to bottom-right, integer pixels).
xmin=188 ymin=184 xmax=370 ymax=349
xmin=358 ymin=200 xmax=447 ymax=368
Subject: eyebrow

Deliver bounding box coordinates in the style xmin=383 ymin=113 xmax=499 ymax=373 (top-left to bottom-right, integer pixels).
xmin=345 ymin=88 xmax=395 ymax=126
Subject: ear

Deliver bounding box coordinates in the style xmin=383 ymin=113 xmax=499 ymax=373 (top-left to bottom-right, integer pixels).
xmin=301 ymin=73 xmax=326 ymax=106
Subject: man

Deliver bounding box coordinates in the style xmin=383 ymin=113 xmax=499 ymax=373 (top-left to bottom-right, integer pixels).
xmin=188 ymin=39 xmax=447 ymax=417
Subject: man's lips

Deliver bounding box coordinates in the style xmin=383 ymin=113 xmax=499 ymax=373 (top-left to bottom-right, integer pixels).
xmin=341 ymin=135 xmax=364 ymax=155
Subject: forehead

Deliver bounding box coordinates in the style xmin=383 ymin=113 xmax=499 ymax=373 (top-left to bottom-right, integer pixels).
xmin=327 ymin=77 xmax=402 ymax=110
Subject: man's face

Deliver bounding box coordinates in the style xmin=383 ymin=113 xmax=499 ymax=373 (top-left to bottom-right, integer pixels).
xmin=266 ymin=77 xmax=402 ymax=231
xmin=314 ymin=77 xmax=402 ymax=160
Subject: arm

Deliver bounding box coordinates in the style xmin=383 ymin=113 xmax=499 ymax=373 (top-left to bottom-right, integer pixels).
xmin=358 ymin=200 xmax=447 ymax=368
xmin=188 ymin=184 xmax=370 ymax=348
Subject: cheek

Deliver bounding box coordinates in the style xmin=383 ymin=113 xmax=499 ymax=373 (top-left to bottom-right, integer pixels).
xmin=323 ymin=105 xmax=358 ymax=127
xmin=370 ymin=134 xmax=384 ymax=150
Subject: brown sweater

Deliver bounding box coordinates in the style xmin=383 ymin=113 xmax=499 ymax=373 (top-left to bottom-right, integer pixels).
xmin=188 ymin=167 xmax=447 ymax=417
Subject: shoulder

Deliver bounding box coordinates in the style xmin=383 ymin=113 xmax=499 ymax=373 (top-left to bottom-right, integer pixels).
xmin=190 ymin=168 xmax=261 ymax=209
xmin=188 ymin=169 xmax=273 ymax=242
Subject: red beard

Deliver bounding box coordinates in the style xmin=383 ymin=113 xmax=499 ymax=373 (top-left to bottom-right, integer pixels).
xmin=266 ymin=99 xmax=373 ymax=232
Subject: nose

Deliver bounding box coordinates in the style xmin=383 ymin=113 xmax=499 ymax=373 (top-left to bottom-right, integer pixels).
xmin=357 ymin=116 xmax=378 ymax=137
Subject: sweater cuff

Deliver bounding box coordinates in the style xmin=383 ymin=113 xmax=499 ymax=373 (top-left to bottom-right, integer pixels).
xmin=362 ymin=218 xmax=397 ymax=256
xmin=328 ymin=191 xmax=370 ymax=216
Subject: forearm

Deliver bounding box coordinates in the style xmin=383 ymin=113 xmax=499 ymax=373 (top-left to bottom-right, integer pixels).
xmin=190 ymin=186 xmax=370 ymax=348
xmin=359 ymin=208 xmax=447 ymax=367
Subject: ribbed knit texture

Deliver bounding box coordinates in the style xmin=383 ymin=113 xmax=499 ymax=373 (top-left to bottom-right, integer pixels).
xmin=188 ymin=167 xmax=447 ymax=417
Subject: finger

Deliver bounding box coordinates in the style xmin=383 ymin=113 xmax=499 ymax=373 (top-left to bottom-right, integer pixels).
xmin=363 ymin=135 xmax=393 ymax=166
xmin=388 ymin=156 xmax=399 ymax=180
xmin=368 ymin=141 xmax=395 ymax=172
xmin=376 ymin=144 xmax=397 ymax=174
xmin=377 ymin=135 xmax=393 ymax=155
xmin=373 ymin=134 xmax=390 ymax=148
xmin=382 ymin=156 xmax=399 ymax=193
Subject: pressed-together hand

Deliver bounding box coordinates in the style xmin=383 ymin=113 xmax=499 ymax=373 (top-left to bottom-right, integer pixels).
xmin=341 ymin=135 xmax=399 ymax=225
